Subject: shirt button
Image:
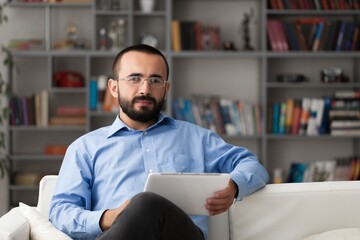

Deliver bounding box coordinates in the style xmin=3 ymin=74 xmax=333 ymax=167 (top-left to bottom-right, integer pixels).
xmin=146 ymin=149 xmax=151 ymax=152
xmin=144 ymin=131 xmax=148 ymax=135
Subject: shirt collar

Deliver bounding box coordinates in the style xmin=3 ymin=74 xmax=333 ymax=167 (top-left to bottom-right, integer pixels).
xmin=107 ymin=113 xmax=176 ymax=138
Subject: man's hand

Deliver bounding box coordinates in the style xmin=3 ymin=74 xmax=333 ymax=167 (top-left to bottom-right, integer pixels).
xmin=99 ymin=200 xmax=130 ymax=231
xmin=205 ymin=179 xmax=238 ymax=216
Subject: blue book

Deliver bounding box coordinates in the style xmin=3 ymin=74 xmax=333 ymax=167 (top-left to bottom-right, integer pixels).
xmin=89 ymin=79 xmax=98 ymax=111
xmin=272 ymin=103 xmax=280 ymax=134
xmin=284 ymin=22 xmax=300 ymax=51
xmin=318 ymin=96 xmax=332 ymax=134
xmin=335 ymin=22 xmax=346 ymax=51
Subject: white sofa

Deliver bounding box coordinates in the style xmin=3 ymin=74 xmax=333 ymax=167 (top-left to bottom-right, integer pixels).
xmin=1 ymin=175 xmax=360 ymax=240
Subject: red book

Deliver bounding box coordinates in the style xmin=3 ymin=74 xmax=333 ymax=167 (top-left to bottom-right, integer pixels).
xmin=352 ymin=26 xmax=359 ymax=51
xmin=321 ymin=0 xmax=329 ymax=9
xmin=267 ymin=20 xmax=280 ymax=51
xmin=274 ymin=20 xmax=289 ymax=51
xmin=44 ymin=145 xmax=67 ymax=155
xmin=56 ymin=106 xmax=86 ymax=117
xmin=269 ymin=0 xmax=279 ymax=9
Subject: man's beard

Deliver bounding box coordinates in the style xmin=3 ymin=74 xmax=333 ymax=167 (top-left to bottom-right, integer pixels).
xmin=118 ymin=93 xmax=165 ymax=123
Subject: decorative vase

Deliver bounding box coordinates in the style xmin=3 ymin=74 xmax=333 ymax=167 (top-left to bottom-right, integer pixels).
xmin=139 ymin=0 xmax=156 ymax=13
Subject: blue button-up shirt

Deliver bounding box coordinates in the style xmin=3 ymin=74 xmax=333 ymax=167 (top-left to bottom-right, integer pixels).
xmin=49 ymin=114 xmax=269 ymax=239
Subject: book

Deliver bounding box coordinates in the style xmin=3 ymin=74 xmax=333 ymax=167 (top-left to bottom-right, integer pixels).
xmin=209 ymin=97 xmax=225 ymax=134
xmin=312 ymin=22 xmax=324 ymax=51
xmin=56 ymin=106 xmax=86 ymax=117
xmin=272 ymin=103 xmax=281 ymax=134
xmin=318 ymin=96 xmax=332 ymax=134
xmin=267 ymin=20 xmax=280 ymax=51
xmin=334 ymin=90 xmax=360 ymax=99
xmin=283 ymin=21 xmax=300 ymax=51
xmin=298 ymin=98 xmax=312 ymax=135
xmin=43 ymin=145 xmax=67 ymax=155
xmin=172 ymin=20 xmax=181 ymax=52
xmin=274 ymin=20 xmax=289 ymax=51
xmin=49 ymin=116 xmax=86 ymax=125
xmin=331 ymin=120 xmax=360 ymax=128
xmin=306 ymin=98 xmax=320 ymax=135
xmin=335 ymin=21 xmax=346 ymax=51
xmin=89 ymin=78 xmax=98 ymax=111
xmin=331 ymin=129 xmax=360 ymax=136
xmin=291 ymin=99 xmax=302 ymax=135
xmin=285 ymin=99 xmax=294 ymax=133
xmin=341 ymin=22 xmax=356 ymax=51
xmin=237 ymin=102 xmax=248 ymax=136
xmin=278 ymin=102 xmax=287 ymax=134
xmin=219 ymin=98 xmax=237 ymax=136
xmin=39 ymin=89 xmax=49 ymax=127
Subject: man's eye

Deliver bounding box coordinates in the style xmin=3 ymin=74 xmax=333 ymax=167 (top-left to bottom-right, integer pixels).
xmin=128 ymin=76 xmax=141 ymax=82
xmin=149 ymin=77 xmax=163 ymax=84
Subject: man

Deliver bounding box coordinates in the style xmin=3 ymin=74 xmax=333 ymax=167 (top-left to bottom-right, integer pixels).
xmin=49 ymin=44 xmax=269 ymax=240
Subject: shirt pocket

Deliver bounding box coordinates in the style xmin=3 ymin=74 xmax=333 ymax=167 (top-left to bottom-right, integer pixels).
xmin=157 ymin=153 xmax=200 ymax=173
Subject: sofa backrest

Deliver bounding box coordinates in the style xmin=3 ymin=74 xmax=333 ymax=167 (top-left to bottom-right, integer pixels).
xmin=36 ymin=175 xmax=229 ymax=240
xmin=36 ymin=175 xmax=58 ymax=217
xmin=229 ymin=181 xmax=360 ymax=240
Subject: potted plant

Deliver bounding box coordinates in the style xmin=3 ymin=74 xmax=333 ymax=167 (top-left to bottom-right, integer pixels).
xmin=0 ymin=1 xmax=12 ymax=178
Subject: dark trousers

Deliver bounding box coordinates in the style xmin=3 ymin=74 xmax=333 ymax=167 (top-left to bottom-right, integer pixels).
xmin=96 ymin=192 xmax=205 ymax=240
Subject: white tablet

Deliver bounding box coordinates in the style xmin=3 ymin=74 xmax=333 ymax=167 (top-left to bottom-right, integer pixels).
xmin=144 ymin=172 xmax=230 ymax=216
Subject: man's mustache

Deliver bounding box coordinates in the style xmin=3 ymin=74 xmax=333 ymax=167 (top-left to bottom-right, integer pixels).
xmin=132 ymin=96 xmax=156 ymax=104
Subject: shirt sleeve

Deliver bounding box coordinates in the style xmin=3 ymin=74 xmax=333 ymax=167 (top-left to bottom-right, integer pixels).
xmin=204 ymin=131 xmax=269 ymax=201
xmin=49 ymin=142 xmax=103 ymax=239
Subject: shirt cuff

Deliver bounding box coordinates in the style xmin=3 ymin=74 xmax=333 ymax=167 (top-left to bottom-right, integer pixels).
xmin=230 ymin=172 xmax=249 ymax=201
xmin=86 ymin=209 xmax=106 ymax=237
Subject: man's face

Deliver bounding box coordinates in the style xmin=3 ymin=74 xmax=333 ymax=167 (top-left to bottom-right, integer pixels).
xmin=115 ymin=51 xmax=169 ymax=123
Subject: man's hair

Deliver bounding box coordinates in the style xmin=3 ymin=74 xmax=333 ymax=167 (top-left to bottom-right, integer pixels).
xmin=112 ymin=44 xmax=169 ymax=80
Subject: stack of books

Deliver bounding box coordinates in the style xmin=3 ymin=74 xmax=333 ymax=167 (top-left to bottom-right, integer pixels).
xmin=329 ymin=90 xmax=360 ymax=136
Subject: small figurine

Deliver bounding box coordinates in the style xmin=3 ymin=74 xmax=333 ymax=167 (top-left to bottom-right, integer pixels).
xmin=99 ymin=27 xmax=107 ymax=50
xmin=66 ymin=22 xmax=78 ymax=48
xmin=108 ymin=18 xmax=126 ymax=51
xmin=240 ymin=9 xmax=255 ymax=51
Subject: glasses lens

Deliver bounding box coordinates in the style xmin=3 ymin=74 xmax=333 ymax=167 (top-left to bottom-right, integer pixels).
xmin=148 ymin=77 xmax=165 ymax=87
xmin=127 ymin=76 xmax=142 ymax=84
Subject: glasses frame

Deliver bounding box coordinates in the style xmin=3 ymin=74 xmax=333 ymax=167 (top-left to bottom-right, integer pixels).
xmin=116 ymin=76 xmax=168 ymax=88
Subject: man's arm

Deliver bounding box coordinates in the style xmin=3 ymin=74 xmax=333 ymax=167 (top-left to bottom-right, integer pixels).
xmin=205 ymin=131 xmax=269 ymax=201
xmin=49 ymin=144 xmax=104 ymax=239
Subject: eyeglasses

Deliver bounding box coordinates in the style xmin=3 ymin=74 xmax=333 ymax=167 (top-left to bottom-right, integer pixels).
xmin=116 ymin=75 xmax=168 ymax=88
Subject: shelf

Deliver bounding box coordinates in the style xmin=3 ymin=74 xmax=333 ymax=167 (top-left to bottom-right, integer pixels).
xmin=51 ymin=87 xmax=87 ymax=93
xmin=267 ymin=9 xmax=360 ymax=16
xmin=267 ymin=82 xmax=360 ymax=89
xmin=94 ymin=10 xmax=131 ymax=16
xmin=133 ymin=11 xmax=167 ymax=16
xmin=10 ymin=126 xmax=87 ymax=131
xmin=266 ymin=51 xmax=360 ymax=58
xmin=8 ymin=2 xmax=92 ymax=8
xmin=171 ymin=51 xmax=263 ymax=58
xmin=9 ymin=185 xmax=39 ymax=191
xmin=90 ymin=111 xmax=118 ymax=117
xmin=10 ymin=154 xmax=64 ymax=161
xmin=266 ymin=134 xmax=360 ymax=140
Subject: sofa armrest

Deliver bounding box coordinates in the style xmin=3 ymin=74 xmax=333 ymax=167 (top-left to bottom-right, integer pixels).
xmin=0 ymin=207 xmax=30 ymax=240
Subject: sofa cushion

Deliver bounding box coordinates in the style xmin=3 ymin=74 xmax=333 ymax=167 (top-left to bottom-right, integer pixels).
xmin=19 ymin=202 xmax=71 ymax=240
xmin=303 ymin=228 xmax=360 ymax=240
xmin=0 ymin=207 xmax=30 ymax=240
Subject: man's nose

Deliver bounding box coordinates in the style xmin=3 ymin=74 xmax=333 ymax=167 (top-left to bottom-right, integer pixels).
xmin=138 ymin=78 xmax=152 ymax=94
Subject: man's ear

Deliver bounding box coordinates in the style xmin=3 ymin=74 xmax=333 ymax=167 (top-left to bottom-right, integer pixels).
xmin=108 ymin=79 xmax=118 ymax=98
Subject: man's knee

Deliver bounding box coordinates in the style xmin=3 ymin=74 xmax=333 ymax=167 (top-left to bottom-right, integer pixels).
xmin=130 ymin=192 xmax=173 ymax=211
